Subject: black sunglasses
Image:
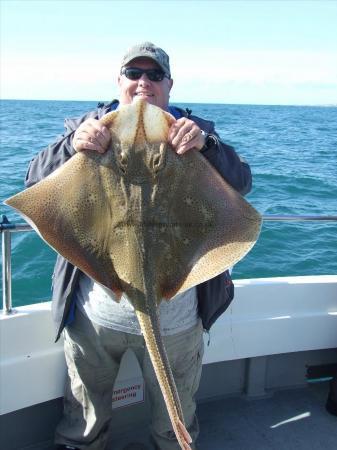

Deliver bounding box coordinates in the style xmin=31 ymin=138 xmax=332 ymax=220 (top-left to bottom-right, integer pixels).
xmin=121 ymin=67 xmax=170 ymax=82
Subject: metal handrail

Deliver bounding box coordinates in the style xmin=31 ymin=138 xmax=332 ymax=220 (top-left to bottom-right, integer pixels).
xmin=1 ymin=216 xmax=34 ymax=314
xmin=1 ymin=214 xmax=337 ymax=314
xmin=263 ymin=215 xmax=337 ymax=222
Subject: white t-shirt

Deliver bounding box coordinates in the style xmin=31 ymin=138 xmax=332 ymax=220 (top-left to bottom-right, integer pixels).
xmin=75 ymin=273 xmax=199 ymax=336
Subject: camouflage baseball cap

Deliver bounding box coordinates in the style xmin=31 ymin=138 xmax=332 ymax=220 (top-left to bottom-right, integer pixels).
xmin=121 ymin=42 xmax=171 ymax=77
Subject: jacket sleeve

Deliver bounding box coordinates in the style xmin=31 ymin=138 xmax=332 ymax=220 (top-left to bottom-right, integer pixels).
xmin=25 ymin=109 xmax=101 ymax=187
xmin=191 ymin=115 xmax=252 ymax=196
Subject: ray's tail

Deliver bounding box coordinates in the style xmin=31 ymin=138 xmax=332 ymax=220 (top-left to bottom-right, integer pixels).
xmin=135 ymin=306 xmax=193 ymax=450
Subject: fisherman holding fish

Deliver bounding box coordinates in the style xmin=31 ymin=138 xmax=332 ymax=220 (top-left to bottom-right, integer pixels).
xmin=23 ymin=43 xmax=253 ymax=450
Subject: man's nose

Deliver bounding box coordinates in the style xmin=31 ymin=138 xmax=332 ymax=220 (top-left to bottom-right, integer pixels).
xmin=138 ymin=73 xmax=151 ymax=85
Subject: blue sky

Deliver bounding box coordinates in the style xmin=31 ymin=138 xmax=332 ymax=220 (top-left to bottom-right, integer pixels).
xmin=1 ymin=0 xmax=337 ymax=105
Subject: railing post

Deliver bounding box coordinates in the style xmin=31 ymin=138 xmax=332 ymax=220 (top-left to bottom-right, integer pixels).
xmin=2 ymin=228 xmax=13 ymax=314
xmin=1 ymin=216 xmax=33 ymax=314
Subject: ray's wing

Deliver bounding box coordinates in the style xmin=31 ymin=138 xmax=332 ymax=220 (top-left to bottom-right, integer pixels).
xmin=154 ymin=149 xmax=261 ymax=299
xmin=5 ymin=117 xmax=125 ymax=298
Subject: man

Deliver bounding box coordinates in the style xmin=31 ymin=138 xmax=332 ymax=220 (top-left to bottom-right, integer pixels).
xmin=25 ymin=42 xmax=252 ymax=450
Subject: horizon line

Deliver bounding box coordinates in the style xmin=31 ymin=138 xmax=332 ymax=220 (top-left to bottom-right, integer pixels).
xmin=2 ymin=98 xmax=336 ymax=108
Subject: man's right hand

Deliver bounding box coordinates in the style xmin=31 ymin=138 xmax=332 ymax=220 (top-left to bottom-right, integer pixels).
xmin=73 ymin=118 xmax=111 ymax=153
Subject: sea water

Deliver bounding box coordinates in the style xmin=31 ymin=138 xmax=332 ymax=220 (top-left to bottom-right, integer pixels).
xmin=1 ymin=100 xmax=336 ymax=307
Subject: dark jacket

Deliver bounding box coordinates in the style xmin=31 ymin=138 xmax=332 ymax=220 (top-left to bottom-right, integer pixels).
xmin=25 ymin=100 xmax=252 ymax=341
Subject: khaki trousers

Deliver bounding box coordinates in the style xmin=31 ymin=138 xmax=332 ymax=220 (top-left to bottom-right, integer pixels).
xmin=55 ymin=310 xmax=204 ymax=450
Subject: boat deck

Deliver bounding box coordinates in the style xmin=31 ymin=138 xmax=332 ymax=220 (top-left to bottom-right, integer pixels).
xmin=109 ymin=382 xmax=336 ymax=450
xmin=27 ymin=382 xmax=336 ymax=450
xmin=196 ymin=383 xmax=336 ymax=450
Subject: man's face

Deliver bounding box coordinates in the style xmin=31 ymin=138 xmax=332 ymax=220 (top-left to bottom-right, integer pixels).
xmin=118 ymin=57 xmax=173 ymax=111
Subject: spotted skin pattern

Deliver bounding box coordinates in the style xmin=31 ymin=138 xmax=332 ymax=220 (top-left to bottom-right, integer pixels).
xmin=5 ymin=100 xmax=261 ymax=449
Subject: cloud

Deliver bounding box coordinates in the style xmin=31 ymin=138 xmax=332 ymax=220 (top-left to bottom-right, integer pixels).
xmin=1 ymin=53 xmax=120 ymax=100
xmin=2 ymin=48 xmax=336 ymax=104
xmin=173 ymin=49 xmax=337 ymax=85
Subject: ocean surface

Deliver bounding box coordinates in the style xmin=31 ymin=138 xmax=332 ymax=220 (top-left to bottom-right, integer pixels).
xmin=1 ymin=100 xmax=336 ymax=307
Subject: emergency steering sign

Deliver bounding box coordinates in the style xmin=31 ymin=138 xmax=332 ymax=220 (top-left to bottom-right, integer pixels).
xmin=111 ymin=349 xmax=144 ymax=409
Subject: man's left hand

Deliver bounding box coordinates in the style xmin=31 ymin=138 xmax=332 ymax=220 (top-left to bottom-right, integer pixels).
xmin=168 ymin=118 xmax=205 ymax=155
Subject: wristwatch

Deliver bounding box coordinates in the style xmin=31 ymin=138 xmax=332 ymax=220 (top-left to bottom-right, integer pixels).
xmin=200 ymin=130 xmax=217 ymax=152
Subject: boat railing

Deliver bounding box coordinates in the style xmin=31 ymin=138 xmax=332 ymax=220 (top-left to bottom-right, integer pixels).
xmin=1 ymin=214 xmax=337 ymax=315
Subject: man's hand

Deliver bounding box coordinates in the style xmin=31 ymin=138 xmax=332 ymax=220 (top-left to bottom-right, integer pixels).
xmin=73 ymin=118 xmax=111 ymax=153
xmin=168 ymin=118 xmax=206 ymax=155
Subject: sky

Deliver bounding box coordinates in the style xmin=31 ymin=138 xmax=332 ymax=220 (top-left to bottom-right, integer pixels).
xmin=1 ymin=0 xmax=337 ymax=105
